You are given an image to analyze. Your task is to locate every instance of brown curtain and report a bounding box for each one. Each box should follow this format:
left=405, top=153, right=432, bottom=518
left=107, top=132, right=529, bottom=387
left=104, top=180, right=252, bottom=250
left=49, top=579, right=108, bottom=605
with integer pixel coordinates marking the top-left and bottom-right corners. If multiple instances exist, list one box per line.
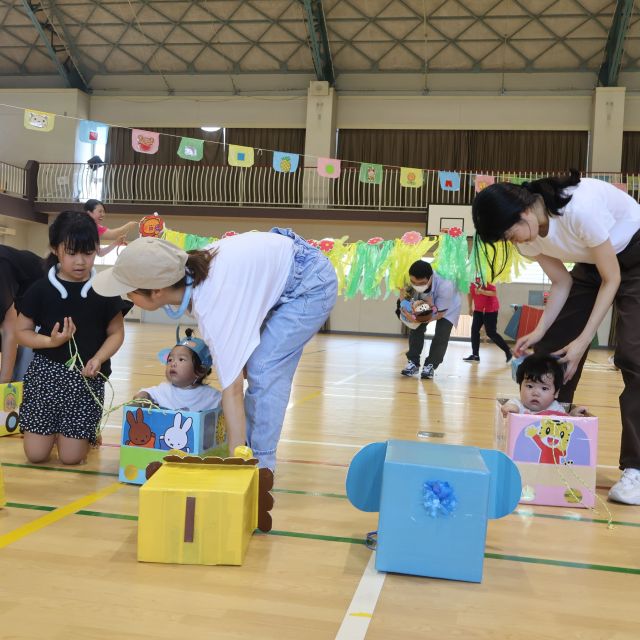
left=225, top=128, right=305, bottom=166
left=337, top=129, right=588, bottom=173
left=622, top=132, right=640, bottom=174
left=105, top=127, right=224, bottom=165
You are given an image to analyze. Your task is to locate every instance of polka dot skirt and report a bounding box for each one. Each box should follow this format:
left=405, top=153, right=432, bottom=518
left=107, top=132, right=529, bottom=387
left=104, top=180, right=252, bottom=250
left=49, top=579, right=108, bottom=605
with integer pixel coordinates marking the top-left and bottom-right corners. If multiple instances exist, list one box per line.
left=20, top=353, right=105, bottom=444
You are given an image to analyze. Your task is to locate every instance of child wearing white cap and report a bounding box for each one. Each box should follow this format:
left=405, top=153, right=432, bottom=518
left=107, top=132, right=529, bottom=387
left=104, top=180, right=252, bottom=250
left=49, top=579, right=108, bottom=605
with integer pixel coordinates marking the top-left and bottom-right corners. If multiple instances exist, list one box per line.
left=93, top=229, right=337, bottom=470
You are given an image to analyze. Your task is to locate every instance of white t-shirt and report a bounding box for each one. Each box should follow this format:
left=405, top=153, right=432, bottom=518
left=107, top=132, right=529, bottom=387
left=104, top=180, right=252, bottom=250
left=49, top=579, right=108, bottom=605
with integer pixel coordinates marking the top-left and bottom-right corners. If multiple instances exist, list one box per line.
left=191, top=231, right=295, bottom=389
left=141, top=381, right=222, bottom=412
left=518, top=178, right=640, bottom=263
left=507, top=398, right=566, bottom=415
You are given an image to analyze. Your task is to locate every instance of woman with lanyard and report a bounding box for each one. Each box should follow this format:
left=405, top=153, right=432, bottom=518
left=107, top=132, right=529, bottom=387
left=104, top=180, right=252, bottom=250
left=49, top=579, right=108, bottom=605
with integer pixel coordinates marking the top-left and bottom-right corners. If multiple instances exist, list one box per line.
left=0, top=245, right=45, bottom=383
left=472, top=170, right=640, bottom=505
left=93, top=228, right=338, bottom=471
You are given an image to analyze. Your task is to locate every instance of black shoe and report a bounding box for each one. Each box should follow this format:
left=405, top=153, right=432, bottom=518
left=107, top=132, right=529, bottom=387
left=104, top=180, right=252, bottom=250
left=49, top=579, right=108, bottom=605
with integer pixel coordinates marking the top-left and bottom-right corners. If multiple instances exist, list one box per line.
left=463, top=354, right=480, bottom=362
left=506, top=352, right=513, bottom=363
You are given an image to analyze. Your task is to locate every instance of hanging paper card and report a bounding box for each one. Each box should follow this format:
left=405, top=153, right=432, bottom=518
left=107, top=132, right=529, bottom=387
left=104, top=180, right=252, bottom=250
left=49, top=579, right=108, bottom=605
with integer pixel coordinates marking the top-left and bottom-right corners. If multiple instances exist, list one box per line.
left=613, top=182, right=628, bottom=193
left=273, top=151, right=299, bottom=173
left=132, top=129, right=160, bottom=154
left=359, top=163, right=383, bottom=185
left=474, top=174, right=495, bottom=193
left=228, top=144, right=254, bottom=167
left=627, top=176, right=640, bottom=191
left=400, top=167, right=423, bottom=188
left=24, top=109, right=55, bottom=132
left=178, top=137, right=204, bottom=161
left=439, top=171, right=461, bottom=191
left=78, top=120, right=105, bottom=143
left=317, top=157, right=341, bottom=179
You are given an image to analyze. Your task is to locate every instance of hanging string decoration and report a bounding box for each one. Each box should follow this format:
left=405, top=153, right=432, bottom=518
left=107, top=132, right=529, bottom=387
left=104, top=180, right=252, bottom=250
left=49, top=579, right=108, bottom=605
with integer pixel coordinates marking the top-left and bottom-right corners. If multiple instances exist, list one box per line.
left=469, top=233, right=527, bottom=284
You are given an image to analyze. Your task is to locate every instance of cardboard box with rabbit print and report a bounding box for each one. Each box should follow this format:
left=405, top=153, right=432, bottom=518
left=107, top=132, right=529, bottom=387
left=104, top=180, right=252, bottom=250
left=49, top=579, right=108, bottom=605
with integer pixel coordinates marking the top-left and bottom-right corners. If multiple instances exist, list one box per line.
left=119, top=405, right=227, bottom=485
left=495, top=399, right=598, bottom=508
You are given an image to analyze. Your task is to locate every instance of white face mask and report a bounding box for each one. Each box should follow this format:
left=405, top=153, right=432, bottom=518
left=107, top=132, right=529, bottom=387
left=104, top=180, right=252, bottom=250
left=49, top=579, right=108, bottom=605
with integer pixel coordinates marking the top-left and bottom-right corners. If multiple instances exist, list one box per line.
left=412, top=283, right=429, bottom=293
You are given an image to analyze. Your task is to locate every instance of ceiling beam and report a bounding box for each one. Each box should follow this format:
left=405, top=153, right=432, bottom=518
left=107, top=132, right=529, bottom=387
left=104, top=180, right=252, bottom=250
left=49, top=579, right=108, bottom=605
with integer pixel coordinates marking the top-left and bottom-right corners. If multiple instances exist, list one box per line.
left=598, top=0, right=634, bottom=86
left=301, top=0, right=335, bottom=85
left=21, top=0, right=90, bottom=92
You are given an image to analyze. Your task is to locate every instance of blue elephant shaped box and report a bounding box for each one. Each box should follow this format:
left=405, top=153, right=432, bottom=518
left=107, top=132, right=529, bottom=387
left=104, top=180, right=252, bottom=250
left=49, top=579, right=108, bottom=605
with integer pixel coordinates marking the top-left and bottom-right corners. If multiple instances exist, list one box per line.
left=346, top=440, right=521, bottom=583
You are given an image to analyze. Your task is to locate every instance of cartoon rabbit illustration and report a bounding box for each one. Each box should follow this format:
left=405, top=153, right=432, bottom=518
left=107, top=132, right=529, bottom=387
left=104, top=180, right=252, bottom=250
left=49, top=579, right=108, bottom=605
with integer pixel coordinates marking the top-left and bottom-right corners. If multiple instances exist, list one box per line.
left=125, top=408, right=156, bottom=448
left=161, top=413, right=193, bottom=452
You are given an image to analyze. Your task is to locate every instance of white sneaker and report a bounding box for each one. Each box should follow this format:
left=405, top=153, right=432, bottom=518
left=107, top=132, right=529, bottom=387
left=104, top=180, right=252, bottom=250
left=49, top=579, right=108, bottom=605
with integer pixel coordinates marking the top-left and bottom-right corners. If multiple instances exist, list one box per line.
left=608, top=468, right=640, bottom=505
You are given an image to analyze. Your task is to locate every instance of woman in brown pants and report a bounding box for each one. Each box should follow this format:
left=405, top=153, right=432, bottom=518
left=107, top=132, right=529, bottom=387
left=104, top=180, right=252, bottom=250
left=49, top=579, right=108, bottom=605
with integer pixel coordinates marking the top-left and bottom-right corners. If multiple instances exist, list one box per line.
left=472, top=170, right=640, bottom=505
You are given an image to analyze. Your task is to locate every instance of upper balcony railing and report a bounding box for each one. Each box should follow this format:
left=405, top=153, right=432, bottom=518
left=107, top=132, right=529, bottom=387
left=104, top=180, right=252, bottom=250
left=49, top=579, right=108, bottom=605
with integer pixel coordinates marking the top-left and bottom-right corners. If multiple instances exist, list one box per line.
left=0, top=161, right=26, bottom=198
left=34, top=162, right=640, bottom=210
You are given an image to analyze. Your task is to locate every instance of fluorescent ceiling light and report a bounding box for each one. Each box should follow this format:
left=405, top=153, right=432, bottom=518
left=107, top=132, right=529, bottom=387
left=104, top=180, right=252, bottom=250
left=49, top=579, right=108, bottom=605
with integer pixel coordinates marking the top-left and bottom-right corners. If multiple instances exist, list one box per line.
left=201, top=126, right=221, bottom=132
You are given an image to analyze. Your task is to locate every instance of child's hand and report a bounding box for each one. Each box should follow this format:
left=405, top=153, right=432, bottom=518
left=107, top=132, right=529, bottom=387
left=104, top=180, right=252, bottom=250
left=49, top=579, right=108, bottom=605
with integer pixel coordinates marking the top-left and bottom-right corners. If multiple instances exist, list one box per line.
left=49, top=317, right=76, bottom=348
left=500, top=402, right=518, bottom=417
left=569, top=405, right=588, bottom=417
left=82, top=357, right=102, bottom=378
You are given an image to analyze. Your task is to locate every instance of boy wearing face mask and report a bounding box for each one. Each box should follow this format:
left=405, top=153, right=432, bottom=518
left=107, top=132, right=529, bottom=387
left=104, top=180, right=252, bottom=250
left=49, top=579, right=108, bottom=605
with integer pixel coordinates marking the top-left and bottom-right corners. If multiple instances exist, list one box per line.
left=398, top=260, right=462, bottom=379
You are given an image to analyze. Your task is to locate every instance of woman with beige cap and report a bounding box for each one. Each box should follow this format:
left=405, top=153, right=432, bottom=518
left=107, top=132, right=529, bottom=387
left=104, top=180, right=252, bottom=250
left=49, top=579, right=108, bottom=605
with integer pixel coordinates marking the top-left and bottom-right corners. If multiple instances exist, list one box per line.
left=93, top=228, right=338, bottom=470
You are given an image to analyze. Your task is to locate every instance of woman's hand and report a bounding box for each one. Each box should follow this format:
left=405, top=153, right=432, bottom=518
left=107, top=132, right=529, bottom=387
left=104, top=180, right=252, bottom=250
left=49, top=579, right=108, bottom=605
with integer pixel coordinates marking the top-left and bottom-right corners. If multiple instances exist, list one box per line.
left=48, top=317, right=76, bottom=348
left=82, top=356, right=102, bottom=378
left=514, top=326, right=546, bottom=356
left=552, top=337, right=590, bottom=383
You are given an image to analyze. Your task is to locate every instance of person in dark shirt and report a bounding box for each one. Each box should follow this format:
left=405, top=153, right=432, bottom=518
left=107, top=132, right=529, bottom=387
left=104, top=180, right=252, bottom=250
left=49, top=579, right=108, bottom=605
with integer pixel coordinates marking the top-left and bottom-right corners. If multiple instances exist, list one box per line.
left=0, top=246, right=44, bottom=382
left=16, top=211, right=125, bottom=465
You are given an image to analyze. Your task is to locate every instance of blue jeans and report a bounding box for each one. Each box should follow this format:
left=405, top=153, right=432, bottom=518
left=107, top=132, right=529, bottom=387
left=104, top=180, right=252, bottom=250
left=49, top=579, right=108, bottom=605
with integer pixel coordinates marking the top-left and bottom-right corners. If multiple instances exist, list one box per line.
left=244, top=228, right=338, bottom=470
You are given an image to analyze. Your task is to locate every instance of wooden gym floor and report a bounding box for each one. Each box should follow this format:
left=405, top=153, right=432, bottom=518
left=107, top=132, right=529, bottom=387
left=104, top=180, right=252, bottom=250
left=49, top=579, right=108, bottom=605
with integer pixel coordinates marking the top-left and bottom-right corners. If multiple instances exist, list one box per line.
left=0, top=322, right=638, bottom=639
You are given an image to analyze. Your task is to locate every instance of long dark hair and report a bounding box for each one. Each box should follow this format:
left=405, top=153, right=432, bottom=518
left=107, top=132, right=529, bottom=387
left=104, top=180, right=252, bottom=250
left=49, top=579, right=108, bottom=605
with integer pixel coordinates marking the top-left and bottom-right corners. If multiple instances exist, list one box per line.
left=471, top=169, right=581, bottom=277
left=46, top=211, right=99, bottom=269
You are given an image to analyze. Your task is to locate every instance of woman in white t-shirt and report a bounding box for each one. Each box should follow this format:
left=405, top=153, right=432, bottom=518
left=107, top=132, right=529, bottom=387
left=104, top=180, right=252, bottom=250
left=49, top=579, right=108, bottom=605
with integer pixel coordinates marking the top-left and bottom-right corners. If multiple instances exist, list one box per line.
left=93, top=228, right=338, bottom=470
left=472, top=170, right=640, bottom=505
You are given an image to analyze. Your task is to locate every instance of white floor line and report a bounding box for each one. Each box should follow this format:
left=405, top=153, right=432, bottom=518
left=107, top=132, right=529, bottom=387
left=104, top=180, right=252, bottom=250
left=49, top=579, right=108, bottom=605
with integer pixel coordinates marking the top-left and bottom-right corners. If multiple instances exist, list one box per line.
left=336, top=553, right=386, bottom=640
left=280, top=438, right=361, bottom=449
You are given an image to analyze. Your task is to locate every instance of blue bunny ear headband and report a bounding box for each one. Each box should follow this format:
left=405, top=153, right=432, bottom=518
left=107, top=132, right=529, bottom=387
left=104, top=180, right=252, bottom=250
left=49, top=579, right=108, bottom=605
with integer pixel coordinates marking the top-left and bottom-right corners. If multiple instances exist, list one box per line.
left=157, top=325, right=213, bottom=369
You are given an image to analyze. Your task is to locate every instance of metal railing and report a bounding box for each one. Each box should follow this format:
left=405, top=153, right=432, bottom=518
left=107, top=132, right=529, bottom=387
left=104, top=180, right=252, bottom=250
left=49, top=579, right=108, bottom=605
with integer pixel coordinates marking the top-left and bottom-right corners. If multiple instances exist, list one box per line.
left=35, top=162, right=640, bottom=209
left=0, top=161, right=26, bottom=197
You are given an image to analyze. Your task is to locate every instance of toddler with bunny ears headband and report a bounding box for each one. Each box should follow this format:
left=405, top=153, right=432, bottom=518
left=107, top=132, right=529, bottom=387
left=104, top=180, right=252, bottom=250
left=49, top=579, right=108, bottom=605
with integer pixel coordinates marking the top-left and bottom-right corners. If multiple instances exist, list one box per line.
left=134, top=327, right=221, bottom=412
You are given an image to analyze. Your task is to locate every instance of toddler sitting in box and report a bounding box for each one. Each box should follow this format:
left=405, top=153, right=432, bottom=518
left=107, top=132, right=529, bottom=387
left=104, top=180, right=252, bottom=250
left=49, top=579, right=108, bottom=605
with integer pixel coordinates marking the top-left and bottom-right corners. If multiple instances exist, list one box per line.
left=501, top=354, right=587, bottom=417
left=134, top=328, right=221, bottom=412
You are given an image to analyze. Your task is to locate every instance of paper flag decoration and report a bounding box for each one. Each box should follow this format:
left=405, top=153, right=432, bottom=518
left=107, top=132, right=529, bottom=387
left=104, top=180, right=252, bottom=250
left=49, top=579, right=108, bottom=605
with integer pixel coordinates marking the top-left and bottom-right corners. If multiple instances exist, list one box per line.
left=24, top=109, right=55, bottom=132
left=613, top=183, right=628, bottom=193
left=178, top=137, right=204, bottom=161
left=474, top=174, right=495, bottom=193
left=273, top=151, right=299, bottom=173
left=132, top=129, right=160, bottom=154
left=78, top=120, right=106, bottom=143
left=439, top=171, right=461, bottom=191
left=627, top=176, right=640, bottom=190
left=400, top=167, right=423, bottom=188
left=359, top=163, right=383, bottom=185
left=317, top=157, right=341, bottom=179
left=228, top=144, right=254, bottom=167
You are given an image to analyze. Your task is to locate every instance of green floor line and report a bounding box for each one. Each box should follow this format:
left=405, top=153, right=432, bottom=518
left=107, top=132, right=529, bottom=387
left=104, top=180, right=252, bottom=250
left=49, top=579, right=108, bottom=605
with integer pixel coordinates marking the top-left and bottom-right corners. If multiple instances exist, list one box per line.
left=484, top=552, right=640, bottom=575
left=272, top=488, right=348, bottom=499
left=4, top=501, right=640, bottom=575
left=2, top=462, right=118, bottom=478
left=515, top=509, right=639, bottom=528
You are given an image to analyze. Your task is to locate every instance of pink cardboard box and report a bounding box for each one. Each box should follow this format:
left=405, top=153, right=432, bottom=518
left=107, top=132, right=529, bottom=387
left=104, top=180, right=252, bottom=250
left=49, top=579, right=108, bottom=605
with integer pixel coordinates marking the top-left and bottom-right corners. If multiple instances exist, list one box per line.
left=495, top=400, right=598, bottom=508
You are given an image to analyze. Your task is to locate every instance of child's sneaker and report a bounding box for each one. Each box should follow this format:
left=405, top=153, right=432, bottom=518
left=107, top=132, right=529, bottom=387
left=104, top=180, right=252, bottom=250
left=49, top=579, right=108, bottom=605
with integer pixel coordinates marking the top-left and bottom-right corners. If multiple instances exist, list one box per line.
left=608, top=468, right=640, bottom=505
left=463, top=354, right=480, bottom=362
left=421, top=364, right=434, bottom=379
left=401, top=361, right=420, bottom=377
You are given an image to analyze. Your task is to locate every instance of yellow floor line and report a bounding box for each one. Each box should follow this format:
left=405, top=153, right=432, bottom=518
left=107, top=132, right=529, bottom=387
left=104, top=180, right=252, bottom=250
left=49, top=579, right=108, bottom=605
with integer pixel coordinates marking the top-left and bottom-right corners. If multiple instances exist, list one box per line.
left=0, top=481, right=122, bottom=550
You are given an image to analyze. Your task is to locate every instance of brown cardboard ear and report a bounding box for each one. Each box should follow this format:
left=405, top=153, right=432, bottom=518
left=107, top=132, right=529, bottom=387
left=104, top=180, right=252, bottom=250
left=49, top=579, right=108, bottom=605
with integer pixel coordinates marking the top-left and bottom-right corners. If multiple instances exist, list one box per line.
left=145, top=460, right=163, bottom=479
left=257, top=468, right=275, bottom=532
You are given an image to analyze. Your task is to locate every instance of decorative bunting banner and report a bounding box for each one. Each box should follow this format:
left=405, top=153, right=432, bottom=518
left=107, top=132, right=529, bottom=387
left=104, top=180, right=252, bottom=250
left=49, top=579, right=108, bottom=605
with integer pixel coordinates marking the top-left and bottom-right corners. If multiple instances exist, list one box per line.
left=501, top=174, right=528, bottom=185
left=78, top=120, right=106, bottom=143
left=178, top=137, right=204, bottom=161
left=613, top=182, right=628, bottom=193
left=627, top=176, right=640, bottom=191
left=474, top=174, right=495, bottom=193
left=228, top=144, right=254, bottom=167
left=359, top=163, right=383, bottom=185
left=400, top=167, right=423, bottom=188
left=439, top=171, right=461, bottom=191
left=24, top=109, right=55, bottom=132
left=273, top=151, right=299, bottom=173
left=132, top=129, right=160, bottom=154
left=317, top=157, right=341, bottom=179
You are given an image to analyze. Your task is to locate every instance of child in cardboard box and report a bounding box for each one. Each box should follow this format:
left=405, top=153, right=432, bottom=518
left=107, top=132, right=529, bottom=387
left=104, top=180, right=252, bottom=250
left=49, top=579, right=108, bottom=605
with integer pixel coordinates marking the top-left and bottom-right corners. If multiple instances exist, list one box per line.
left=501, top=354, right=588, bottom=417
left=134, top=328, right=221, bottom=412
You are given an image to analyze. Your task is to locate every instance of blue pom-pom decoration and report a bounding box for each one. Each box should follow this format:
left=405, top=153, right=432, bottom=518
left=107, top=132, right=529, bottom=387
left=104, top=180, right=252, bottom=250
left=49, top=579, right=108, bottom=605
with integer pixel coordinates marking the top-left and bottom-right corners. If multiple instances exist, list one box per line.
left=423, top=481, right=457, bottom=517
